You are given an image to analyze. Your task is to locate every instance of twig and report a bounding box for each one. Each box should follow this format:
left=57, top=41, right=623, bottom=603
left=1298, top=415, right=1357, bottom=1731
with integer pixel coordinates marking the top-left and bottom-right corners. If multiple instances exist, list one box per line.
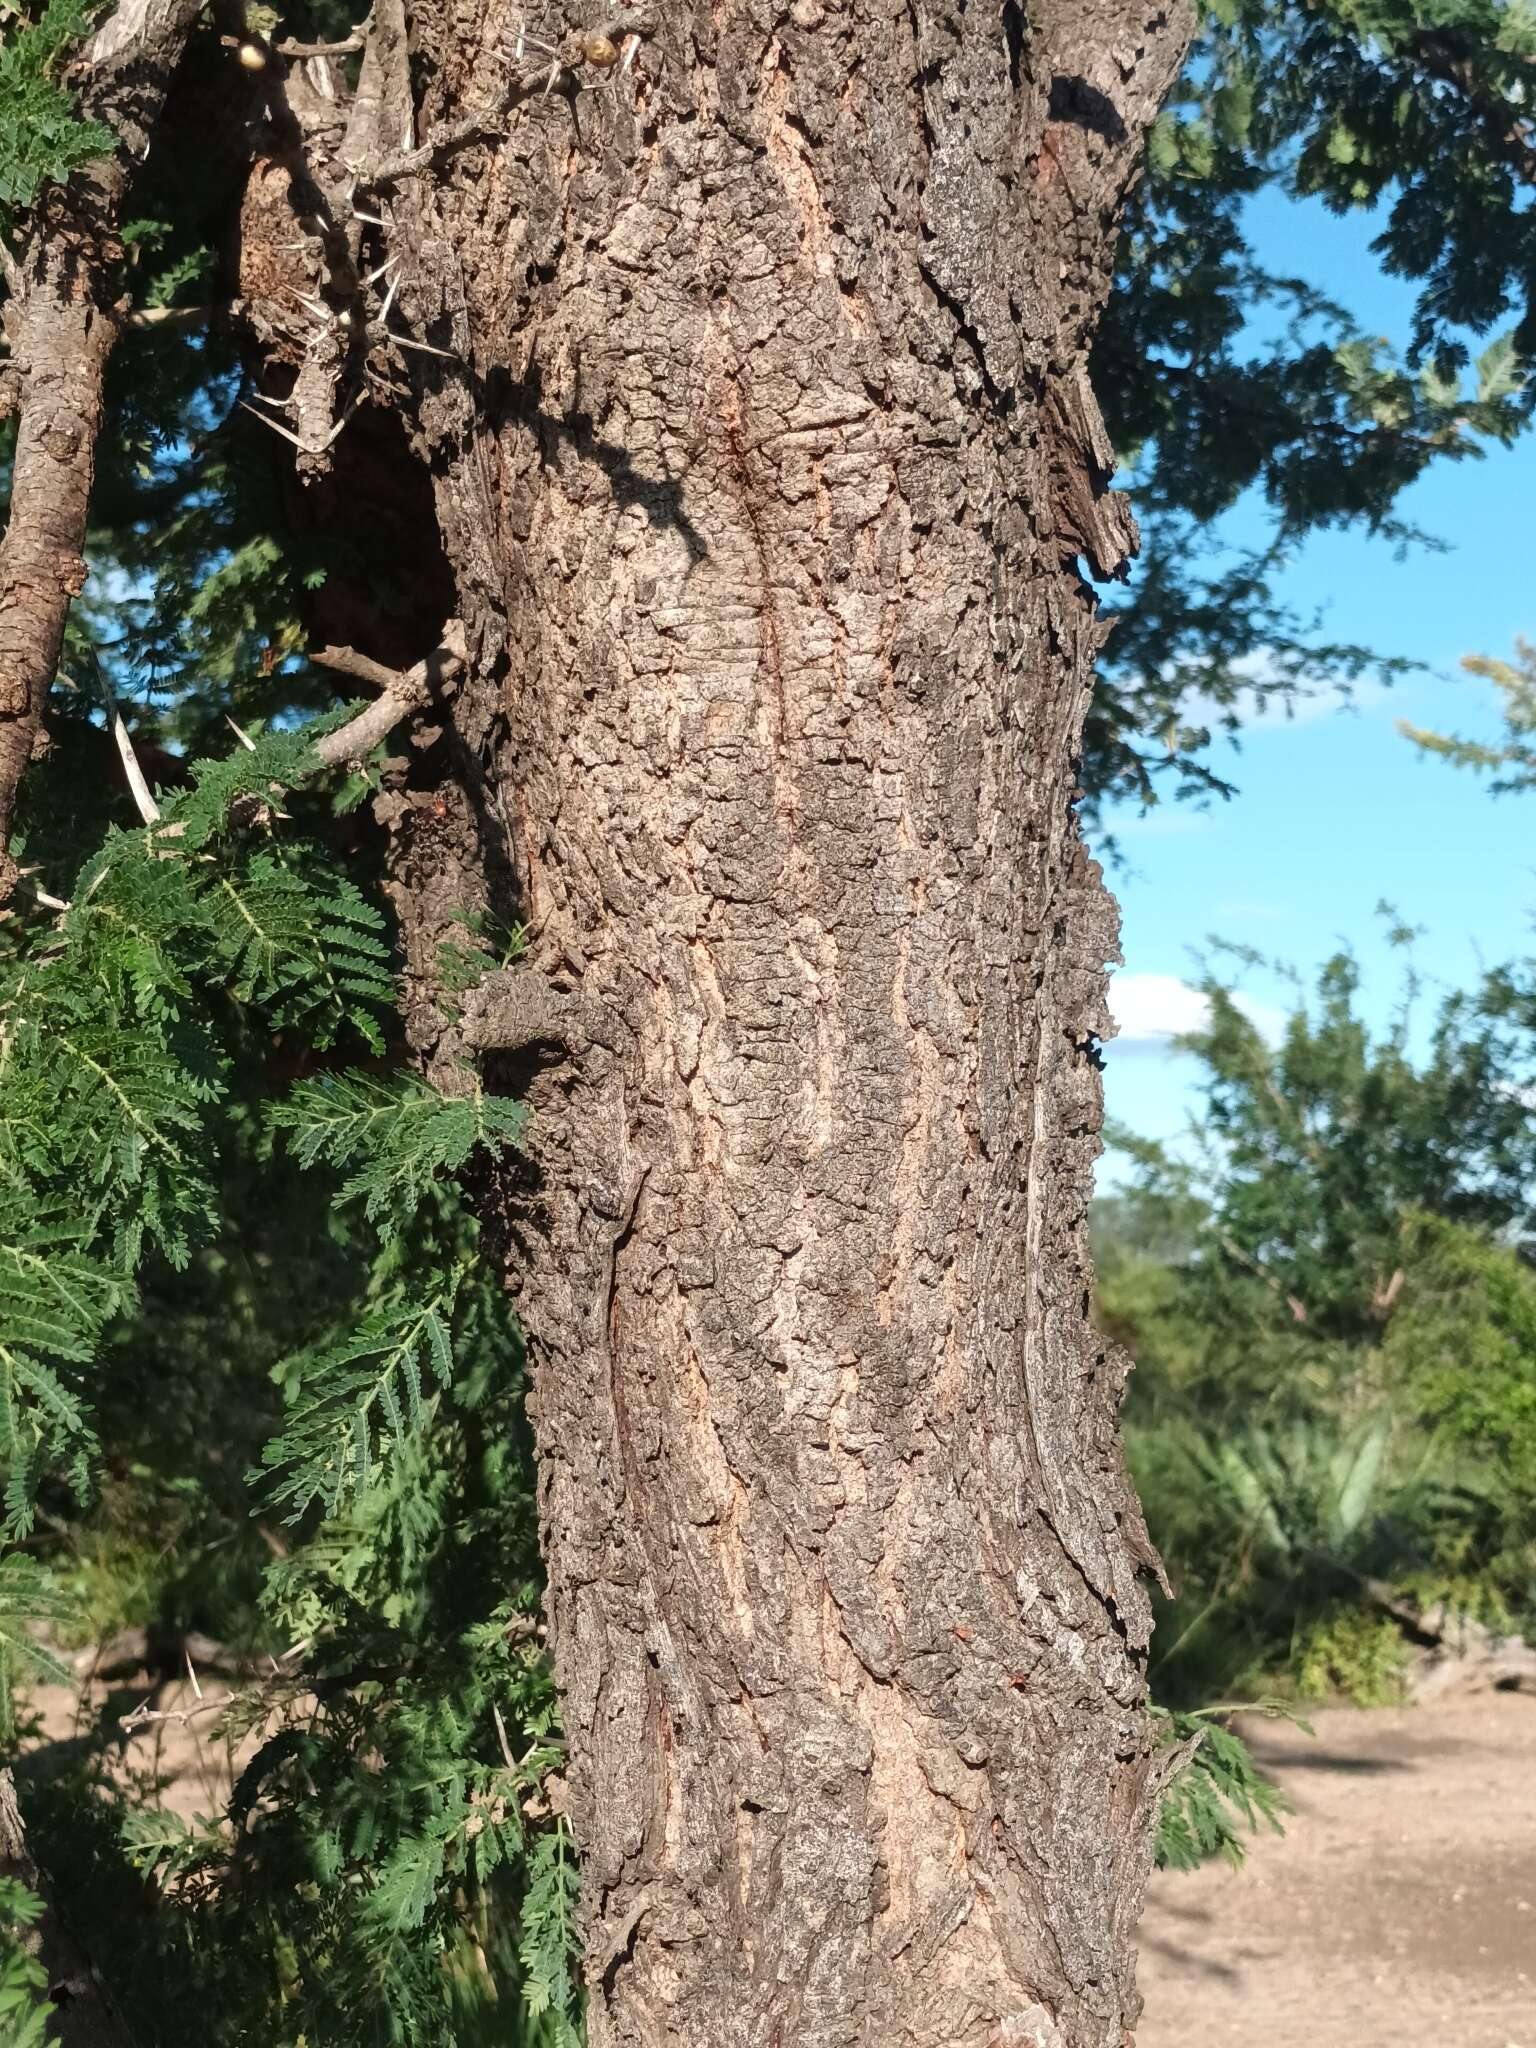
left=275, top=32, right=365, bottom=56
left=120, top=1689, right=233, bottom=1733
left=360, top=90, right=532, bottom=189
left=310, top=644, right=411, bottom=694
left=124, top=302, right=245, bottom=332
left=1217, top=1231, right=1308, bottom=1324
left=310, top=621, right=468, bottom=768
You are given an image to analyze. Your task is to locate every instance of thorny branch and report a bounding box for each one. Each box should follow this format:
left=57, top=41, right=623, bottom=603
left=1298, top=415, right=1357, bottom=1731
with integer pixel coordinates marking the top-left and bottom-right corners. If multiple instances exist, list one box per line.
left=102, top=623, right=469, bottom=840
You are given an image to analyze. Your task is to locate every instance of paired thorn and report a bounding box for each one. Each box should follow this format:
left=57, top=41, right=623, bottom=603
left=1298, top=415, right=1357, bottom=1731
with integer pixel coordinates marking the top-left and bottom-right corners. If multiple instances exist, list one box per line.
left=241, top=395, right=361, bottom=455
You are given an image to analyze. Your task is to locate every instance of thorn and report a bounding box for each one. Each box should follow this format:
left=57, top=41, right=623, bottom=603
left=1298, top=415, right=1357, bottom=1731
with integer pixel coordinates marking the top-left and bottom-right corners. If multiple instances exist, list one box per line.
left=241, top=399, right=309, bottom=450
left=294, top=292, right=334, bottom=323
left=225, top=714, right=258, bottom=752
left=363, top=257, right=397, bottom=288
left=543, top=57, right=561, bottom=95
left=378, top=266, right=402, bottom=322
left=15, top=871, right=70, bottom=913
left=185, top=1646, right=203, bottom=1701
left=387, top=330, right=457, bottom=359
left=99, top=672, right=161, bottom=825
left=318, top=393, right=364, bottom=448
left=352, top=206, right=392, bottom=229
left=619, top=33, right=639, bottom=74
left=493, top=1702, right=517, bottom=1772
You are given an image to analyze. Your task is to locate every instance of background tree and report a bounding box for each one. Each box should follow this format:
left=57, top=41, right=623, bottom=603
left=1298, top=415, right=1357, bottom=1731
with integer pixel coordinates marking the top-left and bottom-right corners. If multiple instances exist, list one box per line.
left=1099, top=946, right=1536, bottom=1708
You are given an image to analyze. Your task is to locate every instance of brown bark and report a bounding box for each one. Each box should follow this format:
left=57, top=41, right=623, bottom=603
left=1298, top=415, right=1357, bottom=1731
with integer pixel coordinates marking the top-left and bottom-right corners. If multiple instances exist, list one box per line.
left=388, top=0, right=1193, bottom=2040
left=0, top=0, right=202, bottom=898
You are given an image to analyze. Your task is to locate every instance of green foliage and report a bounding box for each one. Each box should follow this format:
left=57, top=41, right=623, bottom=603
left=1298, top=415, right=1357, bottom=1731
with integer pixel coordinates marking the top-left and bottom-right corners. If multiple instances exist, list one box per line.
left=273, top=1073, right=526, bottom=1238
left=1102, top=945, right=1536, bottom=1709
left=1293, top=1604, right=1407, bottom=1705
left=517, top=1823, right=582, bottom=2045
left=0, top=0, right=115, bottom=212
left=0, top=686, right=569, bottom=2043
left=0, top=1556, right=72, bottom=1741
left=0, top=1874, right=53, bottom=2048
left=1153, top=1705, right=1295, bottom=1870
left=259, top=1285, right=458, bottom=1521
left=1089, top=0, right=1536, bottom=818
left=1382, top=1213, right=1536, bottom=1554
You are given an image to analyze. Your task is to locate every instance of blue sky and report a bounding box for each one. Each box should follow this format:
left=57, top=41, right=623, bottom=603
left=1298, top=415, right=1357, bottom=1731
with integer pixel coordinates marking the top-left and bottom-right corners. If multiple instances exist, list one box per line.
left=1094, top=186, right=1535, bottom=1175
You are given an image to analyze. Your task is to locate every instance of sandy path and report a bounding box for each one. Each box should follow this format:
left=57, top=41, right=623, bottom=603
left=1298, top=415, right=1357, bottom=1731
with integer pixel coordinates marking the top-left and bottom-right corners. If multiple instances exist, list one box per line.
left=1137, top=1694, right=1536, bottom=2048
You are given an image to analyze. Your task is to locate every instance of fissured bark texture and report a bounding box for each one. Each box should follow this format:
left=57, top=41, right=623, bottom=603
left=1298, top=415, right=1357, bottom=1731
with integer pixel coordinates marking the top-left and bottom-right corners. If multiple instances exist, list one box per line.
left=0, top=0, right=203, bottom=894
left=394, top=2, right=1193, bottom=2040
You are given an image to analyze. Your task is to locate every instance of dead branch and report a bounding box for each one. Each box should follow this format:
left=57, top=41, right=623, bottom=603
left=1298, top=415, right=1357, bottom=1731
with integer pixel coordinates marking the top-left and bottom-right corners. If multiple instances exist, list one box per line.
left=275, top=33, right=367, bottom=58
left=310, top=621, right=468, bottom=767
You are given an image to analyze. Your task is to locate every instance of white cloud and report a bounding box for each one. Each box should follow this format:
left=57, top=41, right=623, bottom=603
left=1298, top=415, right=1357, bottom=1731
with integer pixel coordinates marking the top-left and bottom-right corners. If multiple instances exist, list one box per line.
left=1108, top=972, right=1285, bottom=1050
left=1181, top=649, right=1392, bottom=737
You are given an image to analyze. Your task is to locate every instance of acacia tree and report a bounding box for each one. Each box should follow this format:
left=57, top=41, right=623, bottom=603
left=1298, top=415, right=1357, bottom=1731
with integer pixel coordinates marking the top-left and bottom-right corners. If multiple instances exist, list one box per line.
left=2, top=0, right=1200, bottom=2038
left=13, top=0, right=1536, bottom=2041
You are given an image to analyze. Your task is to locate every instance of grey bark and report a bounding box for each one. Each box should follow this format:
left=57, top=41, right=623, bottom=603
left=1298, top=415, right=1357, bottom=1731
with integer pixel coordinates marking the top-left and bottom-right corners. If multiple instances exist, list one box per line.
left=336, top=0, right=1195, bottom=2039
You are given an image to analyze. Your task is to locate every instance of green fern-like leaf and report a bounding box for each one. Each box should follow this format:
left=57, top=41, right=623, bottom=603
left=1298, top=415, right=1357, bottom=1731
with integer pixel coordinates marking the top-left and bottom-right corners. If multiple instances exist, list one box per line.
left=0, top=1875, right=54, bottom=2048
left=0, top=0, right=115, bottom=213
left=0, top=1555, right=76, bottom=1738
left=518, top=1822, right=582, bottom=2044
left=272, top=1072, right=526, bottom=1236
left=258, top=1290, right=459, bottom=1521
left=1153, top=1704, right=1296, bottom=1871
left=200, top=849, right=394, bottom=1052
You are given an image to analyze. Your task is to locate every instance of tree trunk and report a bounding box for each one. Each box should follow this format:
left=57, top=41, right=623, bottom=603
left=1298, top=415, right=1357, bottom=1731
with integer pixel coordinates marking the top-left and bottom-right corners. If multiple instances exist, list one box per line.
left=0, top=0, right=202, bottom=896
left=389, top=1, right=1193, bottom=2039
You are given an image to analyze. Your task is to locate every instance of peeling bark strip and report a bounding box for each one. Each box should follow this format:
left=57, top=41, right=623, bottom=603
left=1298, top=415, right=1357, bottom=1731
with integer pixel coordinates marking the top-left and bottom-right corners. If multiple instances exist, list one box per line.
left=0, top=0, right=202, bottom=897
left=391, top=0, right=1194, bottom=2039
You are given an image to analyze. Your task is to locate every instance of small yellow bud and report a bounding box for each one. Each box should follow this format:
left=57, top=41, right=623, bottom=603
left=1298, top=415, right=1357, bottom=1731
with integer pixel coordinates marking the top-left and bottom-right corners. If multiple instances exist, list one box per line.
left=237, top=40, right=268, bottom=70
left=583, top=33, right=618, bottom=66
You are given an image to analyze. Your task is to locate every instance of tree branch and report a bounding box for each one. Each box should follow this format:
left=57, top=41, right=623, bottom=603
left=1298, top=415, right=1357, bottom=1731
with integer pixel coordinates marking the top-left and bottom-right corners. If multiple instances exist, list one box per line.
left=310, top=622, right=469, bottom=767
left=0, top=0, right=202, bottom=901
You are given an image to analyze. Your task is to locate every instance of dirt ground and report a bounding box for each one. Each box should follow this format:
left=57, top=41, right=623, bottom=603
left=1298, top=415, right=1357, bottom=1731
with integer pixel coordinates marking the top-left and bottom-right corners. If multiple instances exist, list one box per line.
left=1137, top=1693, right=1536, bottom=2048
left=24, top=1664, right=1536, bottom=2042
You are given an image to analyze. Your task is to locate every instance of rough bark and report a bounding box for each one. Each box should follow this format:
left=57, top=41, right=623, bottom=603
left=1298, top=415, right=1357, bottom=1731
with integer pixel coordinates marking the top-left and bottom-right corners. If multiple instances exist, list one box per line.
left=395, top=0, right=1191, bottom=2040
left=0, top=0, right=201, bottom=898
